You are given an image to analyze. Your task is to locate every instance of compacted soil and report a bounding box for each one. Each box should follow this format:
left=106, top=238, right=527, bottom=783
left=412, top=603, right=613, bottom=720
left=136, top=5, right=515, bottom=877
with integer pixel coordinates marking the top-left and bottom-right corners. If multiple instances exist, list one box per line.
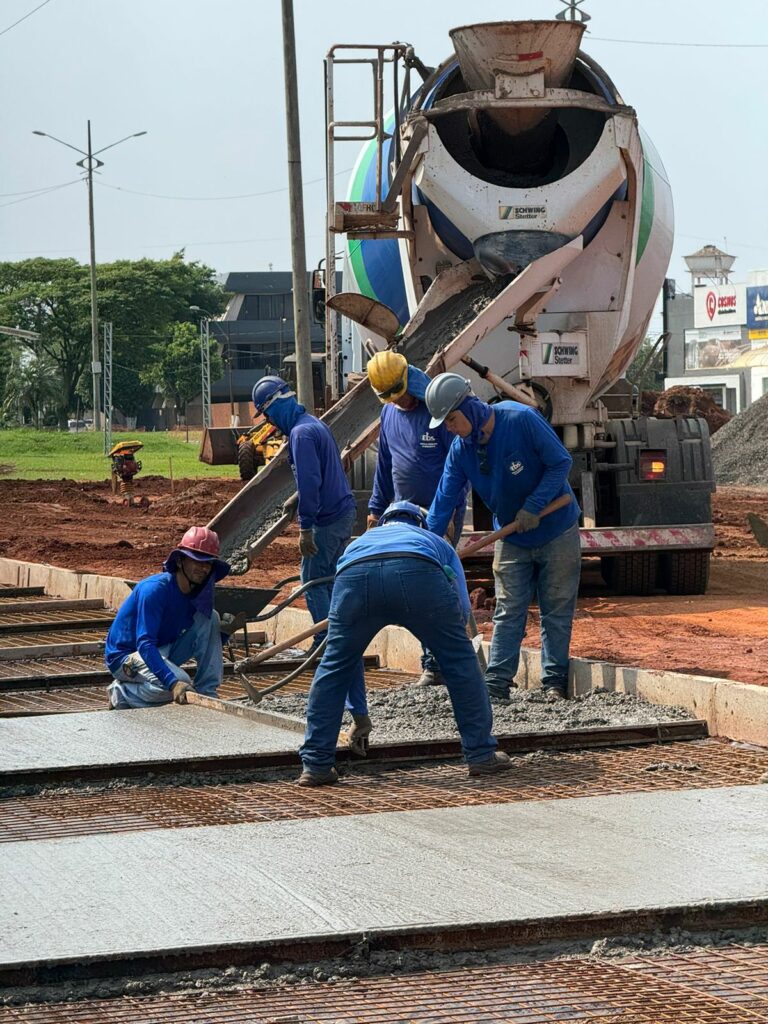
left=0, top=478, right=765, bottom=685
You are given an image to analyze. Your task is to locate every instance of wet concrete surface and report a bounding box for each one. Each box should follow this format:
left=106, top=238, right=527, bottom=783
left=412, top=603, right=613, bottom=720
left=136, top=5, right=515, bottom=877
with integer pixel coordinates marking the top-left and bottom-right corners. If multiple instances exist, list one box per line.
left=2, top=785, right=766, bottom=969
left=0, top=705, right=301, bottom=773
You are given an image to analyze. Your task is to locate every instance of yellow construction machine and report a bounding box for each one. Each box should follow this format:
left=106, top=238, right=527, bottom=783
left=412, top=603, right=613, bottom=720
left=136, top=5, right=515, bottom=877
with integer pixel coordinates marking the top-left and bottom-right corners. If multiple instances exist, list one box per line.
left=199, top=420, right=283, bottom=481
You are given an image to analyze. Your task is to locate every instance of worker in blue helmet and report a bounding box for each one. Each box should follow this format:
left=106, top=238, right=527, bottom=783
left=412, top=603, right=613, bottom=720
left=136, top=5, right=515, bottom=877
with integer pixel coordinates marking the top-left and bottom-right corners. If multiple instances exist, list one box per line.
left=251, top=375, right=363, bottom=709
left=425, top=373, right=581, bottom=703
left=297, top=499, right=511, bottom=787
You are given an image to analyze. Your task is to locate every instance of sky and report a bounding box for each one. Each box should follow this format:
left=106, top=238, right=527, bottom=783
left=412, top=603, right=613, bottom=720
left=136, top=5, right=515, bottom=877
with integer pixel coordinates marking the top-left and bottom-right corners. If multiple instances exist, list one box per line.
left=1, top=0, right=767, bottom=336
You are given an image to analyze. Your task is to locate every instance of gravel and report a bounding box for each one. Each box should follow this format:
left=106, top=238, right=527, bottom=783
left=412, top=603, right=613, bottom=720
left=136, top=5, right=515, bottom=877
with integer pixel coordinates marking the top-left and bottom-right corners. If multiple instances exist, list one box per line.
left=712, top=392, right=768, bottom=484
left=263, top=683, right=693, bottom=742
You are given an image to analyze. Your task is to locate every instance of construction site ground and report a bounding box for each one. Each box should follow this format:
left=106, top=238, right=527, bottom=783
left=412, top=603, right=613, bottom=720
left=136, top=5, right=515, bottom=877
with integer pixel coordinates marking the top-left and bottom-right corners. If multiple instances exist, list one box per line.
left=2, top=477, right=765, bottom=686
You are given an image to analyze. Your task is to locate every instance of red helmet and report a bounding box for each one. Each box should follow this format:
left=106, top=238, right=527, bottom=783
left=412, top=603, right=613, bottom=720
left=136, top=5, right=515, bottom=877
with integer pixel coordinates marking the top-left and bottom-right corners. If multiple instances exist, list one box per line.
left=178, top=526, right=221, bottom=560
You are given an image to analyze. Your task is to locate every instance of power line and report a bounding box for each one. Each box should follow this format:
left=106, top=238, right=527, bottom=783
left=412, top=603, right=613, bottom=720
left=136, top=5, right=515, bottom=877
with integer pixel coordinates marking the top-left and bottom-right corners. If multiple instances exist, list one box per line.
left=0, top=181, right=81, bottom=198
left=589, top=35, right=768, bottom=48
left=0, top=0, right=54, bottom=39
left=96, top=167, right=352, bottom=202
left=0, top=179, right=82, bottom=209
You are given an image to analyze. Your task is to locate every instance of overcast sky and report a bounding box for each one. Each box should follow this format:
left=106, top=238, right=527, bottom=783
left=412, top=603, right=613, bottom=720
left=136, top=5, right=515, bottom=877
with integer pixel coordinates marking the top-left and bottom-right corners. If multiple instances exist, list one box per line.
left=2, top=0, right=766, bottom=328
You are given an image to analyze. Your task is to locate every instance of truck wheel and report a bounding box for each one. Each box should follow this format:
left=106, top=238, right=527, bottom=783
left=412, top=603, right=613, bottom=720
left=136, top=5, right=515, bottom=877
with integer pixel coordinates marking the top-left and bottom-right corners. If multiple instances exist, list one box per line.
left=237, top=440, right=257, bottom=481
left=662, top=550, right=710, bottom=595
left=604, top=553, right=658, bottom=595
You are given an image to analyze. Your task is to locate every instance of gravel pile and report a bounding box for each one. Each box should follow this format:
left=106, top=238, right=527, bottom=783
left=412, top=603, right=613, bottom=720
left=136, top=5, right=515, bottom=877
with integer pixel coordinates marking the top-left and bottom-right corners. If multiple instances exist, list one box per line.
left=712, top=393, right=768, bottom=484
left=264, top=683, right=692, bottom=742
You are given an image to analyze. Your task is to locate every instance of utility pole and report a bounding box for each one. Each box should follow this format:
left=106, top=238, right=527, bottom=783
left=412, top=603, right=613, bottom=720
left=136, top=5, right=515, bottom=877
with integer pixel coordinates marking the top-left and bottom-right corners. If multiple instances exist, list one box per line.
left=281, top=0, right=314, bottom=413
left=102, top=321, right=113, bottom=454
left=33, top=124, right=147, bottom=431
left=200, top=318, right=212, bottom=429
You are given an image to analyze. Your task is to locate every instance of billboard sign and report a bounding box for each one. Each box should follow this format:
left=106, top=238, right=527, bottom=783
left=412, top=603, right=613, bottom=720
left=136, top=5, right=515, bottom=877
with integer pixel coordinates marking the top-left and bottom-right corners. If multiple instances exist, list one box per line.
left=684, top=325, right=747, bottom=370
left=747, top=285, right=768, bottom=341
left=693, top=283, right=746, bottom=329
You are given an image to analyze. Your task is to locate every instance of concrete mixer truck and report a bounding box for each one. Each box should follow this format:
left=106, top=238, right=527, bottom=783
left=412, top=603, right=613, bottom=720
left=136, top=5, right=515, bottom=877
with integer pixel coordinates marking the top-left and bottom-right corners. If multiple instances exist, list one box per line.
left=208, top=16, right=715, bottom=595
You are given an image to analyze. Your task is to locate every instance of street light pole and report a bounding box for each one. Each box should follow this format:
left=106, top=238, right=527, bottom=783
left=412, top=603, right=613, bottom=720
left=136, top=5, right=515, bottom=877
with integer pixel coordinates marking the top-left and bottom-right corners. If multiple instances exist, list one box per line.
left=33, top=124, right=147, bottom=431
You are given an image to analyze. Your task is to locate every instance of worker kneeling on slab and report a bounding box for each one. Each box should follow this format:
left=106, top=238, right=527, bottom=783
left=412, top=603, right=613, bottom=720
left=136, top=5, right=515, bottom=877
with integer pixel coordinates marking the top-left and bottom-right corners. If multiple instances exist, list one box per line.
left=366, top=350, right=468, bottom=687
left=105, top=527, right=231, bottom=709
left=425, top=374, right=581, bottom=702
left=297, top=500, right=512, bottom=787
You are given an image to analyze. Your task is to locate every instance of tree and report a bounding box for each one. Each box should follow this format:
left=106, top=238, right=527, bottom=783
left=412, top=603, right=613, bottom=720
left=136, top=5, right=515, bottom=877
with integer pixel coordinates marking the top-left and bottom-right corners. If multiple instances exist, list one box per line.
left=2, top=350, right=61, bottom=427
left=143, top=322, right=223, bottom=425
left=0, top=253, right=227, bottom=427
left=627, top=335, right=666, bottom=391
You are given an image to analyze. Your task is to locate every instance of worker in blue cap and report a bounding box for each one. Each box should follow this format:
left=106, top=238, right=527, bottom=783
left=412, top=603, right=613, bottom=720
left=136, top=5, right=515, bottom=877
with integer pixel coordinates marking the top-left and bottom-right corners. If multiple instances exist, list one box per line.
left=297, top=500, right=511, bottom=787
left=251, top=374, right=367, bottom=722
left=425, top=373, right=581, bottom=702
left=366, top=350, right=468, bottom=687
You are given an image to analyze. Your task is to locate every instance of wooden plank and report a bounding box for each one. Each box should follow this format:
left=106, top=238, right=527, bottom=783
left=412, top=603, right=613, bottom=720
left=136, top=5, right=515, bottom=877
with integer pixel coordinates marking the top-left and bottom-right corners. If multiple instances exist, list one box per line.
left=0, top=641, right=104, bottom=662
left=0, top=599, right=106, bottom=615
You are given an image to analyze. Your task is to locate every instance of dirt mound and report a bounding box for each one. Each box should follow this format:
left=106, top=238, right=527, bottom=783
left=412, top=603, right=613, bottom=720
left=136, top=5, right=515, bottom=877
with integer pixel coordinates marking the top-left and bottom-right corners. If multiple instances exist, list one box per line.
left=640, top=390, right=660, bottom=417
left=653, top=386, right=731, bottom=435
left=712, top=393, right=768, bottom=484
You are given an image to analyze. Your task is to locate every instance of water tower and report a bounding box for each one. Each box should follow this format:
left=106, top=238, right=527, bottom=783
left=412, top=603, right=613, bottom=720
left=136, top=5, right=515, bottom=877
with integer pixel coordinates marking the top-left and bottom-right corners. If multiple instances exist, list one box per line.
left=684, top=244, right=736, bottom=287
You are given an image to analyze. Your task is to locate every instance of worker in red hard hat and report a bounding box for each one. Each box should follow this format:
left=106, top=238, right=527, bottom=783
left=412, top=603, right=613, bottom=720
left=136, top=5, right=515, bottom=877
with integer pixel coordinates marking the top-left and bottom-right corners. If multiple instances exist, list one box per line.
left=104, top=526, right=232, bottom=709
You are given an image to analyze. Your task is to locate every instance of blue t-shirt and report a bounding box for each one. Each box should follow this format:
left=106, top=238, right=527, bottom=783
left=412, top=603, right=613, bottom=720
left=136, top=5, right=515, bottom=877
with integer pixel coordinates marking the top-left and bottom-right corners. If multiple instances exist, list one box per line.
left=369, top=400, right=467, bottom=517
left=427, top=401, right=580, bottom=548
left=288, top=413, right=356, bottom=529
left=105, top=573, right=195, bottom=689
left=337, top=521, right=471, bottom=622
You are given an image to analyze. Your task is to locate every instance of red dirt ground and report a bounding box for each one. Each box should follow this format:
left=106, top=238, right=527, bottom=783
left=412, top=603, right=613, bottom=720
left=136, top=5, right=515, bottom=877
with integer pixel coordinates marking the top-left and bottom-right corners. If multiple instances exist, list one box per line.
left=0, top=478, right=766, bottom=686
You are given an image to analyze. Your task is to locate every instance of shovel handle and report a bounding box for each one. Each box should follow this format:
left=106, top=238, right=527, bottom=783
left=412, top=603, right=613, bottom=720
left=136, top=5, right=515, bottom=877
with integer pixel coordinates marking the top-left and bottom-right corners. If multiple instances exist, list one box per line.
left=459, top=493, right=573, bottom=561
left=235, top=617, right=329, bottom=673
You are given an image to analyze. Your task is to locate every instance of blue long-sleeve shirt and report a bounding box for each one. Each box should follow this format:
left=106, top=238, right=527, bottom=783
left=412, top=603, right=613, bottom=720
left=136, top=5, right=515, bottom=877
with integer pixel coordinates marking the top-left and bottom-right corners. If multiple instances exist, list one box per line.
left=105, top=573, right=196, bottom=688
left=288, top=414, right=356, bottom=529
left=337, top=521, right=471, bottom=622
left=369, top=401, right=467, bottom=517
left=427, top=401, right=580, bottom=549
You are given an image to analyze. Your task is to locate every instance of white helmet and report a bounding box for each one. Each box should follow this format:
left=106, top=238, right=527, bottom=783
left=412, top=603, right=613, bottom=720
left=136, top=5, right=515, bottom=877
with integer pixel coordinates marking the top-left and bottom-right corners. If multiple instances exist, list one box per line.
left=425, top=373, right=472, bottom=428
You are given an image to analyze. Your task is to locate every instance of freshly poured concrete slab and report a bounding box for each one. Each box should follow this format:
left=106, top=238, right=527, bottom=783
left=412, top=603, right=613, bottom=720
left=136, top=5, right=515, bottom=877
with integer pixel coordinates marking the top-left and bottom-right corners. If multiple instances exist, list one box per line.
left=2, top=786, right=767, bottom=968
left=0, top=705, right=299, bottom=773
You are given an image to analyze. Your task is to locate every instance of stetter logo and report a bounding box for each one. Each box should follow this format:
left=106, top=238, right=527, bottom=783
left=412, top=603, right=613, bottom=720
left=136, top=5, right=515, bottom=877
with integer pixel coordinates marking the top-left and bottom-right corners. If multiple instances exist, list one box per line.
left=499, top=204, right=546, bottom=220
left=542, top=342, right=580, bottom=365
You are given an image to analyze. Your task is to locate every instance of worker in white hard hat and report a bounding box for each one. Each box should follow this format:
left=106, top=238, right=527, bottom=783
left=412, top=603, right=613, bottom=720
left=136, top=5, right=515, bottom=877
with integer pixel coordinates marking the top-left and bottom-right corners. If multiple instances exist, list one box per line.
left=425, top=373, right=581, bottom=702
left=366, top=349, right=468, bottom=687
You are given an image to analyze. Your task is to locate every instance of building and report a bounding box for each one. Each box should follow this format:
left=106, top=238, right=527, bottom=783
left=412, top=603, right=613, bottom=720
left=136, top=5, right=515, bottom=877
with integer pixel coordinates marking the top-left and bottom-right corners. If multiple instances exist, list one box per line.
left=664, top=246, right=768, bottom=415
left=207, top=271, right=335, bottom=426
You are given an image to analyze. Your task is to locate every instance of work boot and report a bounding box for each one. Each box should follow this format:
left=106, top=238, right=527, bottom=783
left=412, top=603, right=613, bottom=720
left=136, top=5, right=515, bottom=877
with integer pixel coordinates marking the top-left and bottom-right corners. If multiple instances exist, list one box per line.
left=467, top=751, right=512, bottom=778
left=486, top=682, right=516, bottom=704
left=543, top=685, right=567, bottom=701
left=417, top=668, right=446, bottom=687
left=346, top=714, right=373, bottom=757
left=296, top=766, right=339, bottom=788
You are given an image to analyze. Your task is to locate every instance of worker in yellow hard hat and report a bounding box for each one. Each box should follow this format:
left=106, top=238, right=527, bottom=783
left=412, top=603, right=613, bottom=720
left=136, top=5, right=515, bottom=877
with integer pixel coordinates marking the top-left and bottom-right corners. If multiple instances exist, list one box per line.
left=366, top=348, right=468, bottom=686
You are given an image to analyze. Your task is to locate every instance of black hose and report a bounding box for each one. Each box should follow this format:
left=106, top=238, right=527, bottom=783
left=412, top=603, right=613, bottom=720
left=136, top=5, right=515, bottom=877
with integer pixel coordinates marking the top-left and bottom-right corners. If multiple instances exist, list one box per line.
left=238, top=636, right=328, bottom=704
left=250, top=575, right=334, bottom=621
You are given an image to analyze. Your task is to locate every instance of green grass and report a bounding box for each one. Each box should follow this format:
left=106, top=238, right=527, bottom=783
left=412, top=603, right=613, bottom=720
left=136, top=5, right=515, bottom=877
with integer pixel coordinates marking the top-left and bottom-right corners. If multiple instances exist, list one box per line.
left=0, top=429, right=240, bottom=481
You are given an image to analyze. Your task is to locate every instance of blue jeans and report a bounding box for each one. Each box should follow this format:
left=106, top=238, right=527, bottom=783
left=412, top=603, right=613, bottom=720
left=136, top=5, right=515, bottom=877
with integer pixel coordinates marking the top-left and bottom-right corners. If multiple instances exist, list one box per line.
left=300, top=508, right=366, bottom=715
left=486, top=523, right=581, bottom=697
left=421, top=505, right=465, bottom=675
left=299, top=556, right=498, bottom=772
left=108, top=611, right=223, bottom=709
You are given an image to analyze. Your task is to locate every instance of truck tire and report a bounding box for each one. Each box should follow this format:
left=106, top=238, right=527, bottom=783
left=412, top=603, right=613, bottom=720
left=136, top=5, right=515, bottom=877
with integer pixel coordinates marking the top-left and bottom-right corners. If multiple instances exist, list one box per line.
left=237, top=440, right=257, bottom=481
left=661, top=550, right=710, bottom=595
left=603, top=553, right=658, bottom=596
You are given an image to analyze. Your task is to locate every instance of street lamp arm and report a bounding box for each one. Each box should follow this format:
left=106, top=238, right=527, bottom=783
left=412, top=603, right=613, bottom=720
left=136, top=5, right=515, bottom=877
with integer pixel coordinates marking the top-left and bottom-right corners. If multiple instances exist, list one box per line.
left=92, top=131, right=147, bottom=157
left=32, top=131, right=87, bottom=157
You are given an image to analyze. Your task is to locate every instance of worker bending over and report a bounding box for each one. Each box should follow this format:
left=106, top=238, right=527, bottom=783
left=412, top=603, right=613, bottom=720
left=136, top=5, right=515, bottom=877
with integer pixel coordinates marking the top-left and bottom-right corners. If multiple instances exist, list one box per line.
left=425, top=374, right=581, bottom=702
left=297, top=500, right=511, bottom=787
left=251, top=375, right=368, bottom=723
left=105, top=527, right=231, bottom=709
left=366, top=350, right=468, bottom=686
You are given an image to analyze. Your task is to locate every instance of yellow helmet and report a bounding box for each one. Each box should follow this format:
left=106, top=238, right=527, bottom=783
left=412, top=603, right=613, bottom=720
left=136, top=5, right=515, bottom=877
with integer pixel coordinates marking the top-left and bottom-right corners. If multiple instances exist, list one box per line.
left=367, top=350, right=408, bottom=403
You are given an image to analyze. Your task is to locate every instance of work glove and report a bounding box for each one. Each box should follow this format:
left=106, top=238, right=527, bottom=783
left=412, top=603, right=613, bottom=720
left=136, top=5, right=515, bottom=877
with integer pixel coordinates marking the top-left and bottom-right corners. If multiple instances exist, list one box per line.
left=299, top=528, right=319, bottom=558
left=366, top=514, right=379, bottom=530
left=171, top=679, right=194, bottom=704
left=347, top=714, right=373, bottom=757
left=282, top=493, right=299, bottom=521
left=444, top=518, right=456, bottom=544
left=513, top=508, right=540, bottom=533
